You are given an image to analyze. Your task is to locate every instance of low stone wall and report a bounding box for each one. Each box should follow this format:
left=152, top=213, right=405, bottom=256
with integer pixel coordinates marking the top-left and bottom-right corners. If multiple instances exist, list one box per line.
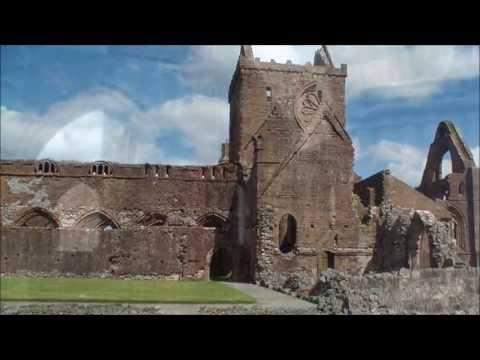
left=312, top=268, right=479, bottom=314
left=1, top=226, right=216, bottom=279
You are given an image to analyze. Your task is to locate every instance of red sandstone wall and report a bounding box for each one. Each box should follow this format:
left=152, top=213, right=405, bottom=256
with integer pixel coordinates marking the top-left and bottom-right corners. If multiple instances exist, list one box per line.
left=1, top=168, right=237, bottom=229
left=384, top=174, right=451, bottom=219
left=0, top=227, right=216, bottom=279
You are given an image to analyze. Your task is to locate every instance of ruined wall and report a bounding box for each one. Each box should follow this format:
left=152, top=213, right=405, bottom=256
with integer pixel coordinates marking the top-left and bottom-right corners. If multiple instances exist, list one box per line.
left=313, top=268, right=479, bottom=314
left=1, top=226, right=216, bottom=279
left=1, top=161, right=237, bottom=229
left=354, top=170, right=451, bottom=219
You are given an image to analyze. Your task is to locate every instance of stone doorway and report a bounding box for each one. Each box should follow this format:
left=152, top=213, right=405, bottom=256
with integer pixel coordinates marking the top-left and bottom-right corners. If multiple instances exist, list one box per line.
left=209, top=247, right=233, bottom=281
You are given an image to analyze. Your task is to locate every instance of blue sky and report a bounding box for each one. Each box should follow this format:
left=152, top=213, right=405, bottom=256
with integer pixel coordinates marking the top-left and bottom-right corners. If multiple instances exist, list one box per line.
left=1, top=45, right=479, bottom=186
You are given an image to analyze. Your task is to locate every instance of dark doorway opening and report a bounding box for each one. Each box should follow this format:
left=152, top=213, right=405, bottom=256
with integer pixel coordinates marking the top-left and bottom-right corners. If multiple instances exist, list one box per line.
left=210, top=247, right=233, bottom=281
left=279, top=214, right=297, bottom=253
left=327, top=252, right=335, bottom=269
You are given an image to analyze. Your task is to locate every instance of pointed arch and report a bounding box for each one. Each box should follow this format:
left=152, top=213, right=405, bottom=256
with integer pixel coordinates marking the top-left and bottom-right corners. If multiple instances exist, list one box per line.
left=196, top=213, right=228, bottom=231
left=15, top=207, right=59, bottom=228
left=74, top=209, right=120, bottom=230
left=420, top=122, right=475, bottom=191
left=35, top=159, right=59, bottom=175
left=446, top=204, right=467, bottom=251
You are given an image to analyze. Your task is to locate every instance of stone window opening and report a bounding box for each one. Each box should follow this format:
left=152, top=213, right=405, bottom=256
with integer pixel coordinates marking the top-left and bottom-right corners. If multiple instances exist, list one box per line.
left=75, top=211, right=119, bottom=230
left=91, top=162, right=112, bottom=176
left=266, top=87, right=272, bottom=101
left=37, top=160, right=58, bottom=175
left=458, top=182, right=465, bottom=195
left=165, top=165, right=171, bottom=178
left=279, top=214, right=297, bottom=254
left=327, top=252, right=335, bottom=269
left=317, top=90, right=322, bottom=102
left=155, top=165, right=160, bottom=177
left=212, top=167, right=217, bottom=179
left=15, top=207, right=59, bottom=228
left=201, top=167, right=207, bottom=179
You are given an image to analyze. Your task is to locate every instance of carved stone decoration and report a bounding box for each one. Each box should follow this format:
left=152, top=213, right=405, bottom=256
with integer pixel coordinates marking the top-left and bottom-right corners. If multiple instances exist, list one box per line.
left=294, top=81, right=322, bottom=131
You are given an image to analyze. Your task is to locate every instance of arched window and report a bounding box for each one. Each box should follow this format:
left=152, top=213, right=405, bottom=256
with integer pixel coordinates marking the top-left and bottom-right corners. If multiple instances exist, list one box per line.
left=91, top=161, right=112, bottom=176
left=75, top=211, right=119, bottom=230
left=458, top=182, right=465, bottom=195
left=447, top=206, right=466, bottom=251
left=198, top=213, right=227, bottom=232
left=279, top=214, right=297, bottom=254
left=36, top=160, right=58, bottom=175
left=441, top=151, right=453, bottom=178
left=266, top=87, right=272, bottom=101
left=15, top=208, right=59, bottom=228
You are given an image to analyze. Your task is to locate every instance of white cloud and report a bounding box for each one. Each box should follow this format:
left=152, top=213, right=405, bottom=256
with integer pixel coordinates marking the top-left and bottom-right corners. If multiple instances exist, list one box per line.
left=180, top=45, right=479, bottom=101
left=361, top=140, right=479, bottom=186
left=472, top=146, right=480, bottom=167
left=1, top=89, right=229, bottom=165
left=364, top=140, right=428, bottom=186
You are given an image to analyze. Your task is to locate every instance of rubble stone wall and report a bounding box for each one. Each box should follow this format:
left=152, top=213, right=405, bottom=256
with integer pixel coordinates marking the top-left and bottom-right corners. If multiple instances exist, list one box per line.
left=313, top=268, right=479, bottom=314
left=1, top=226, right=216, bottom=279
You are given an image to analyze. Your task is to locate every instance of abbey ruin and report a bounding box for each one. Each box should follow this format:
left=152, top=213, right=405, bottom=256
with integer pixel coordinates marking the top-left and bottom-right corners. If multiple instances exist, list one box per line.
left=1, top=46, right=479, bottom=300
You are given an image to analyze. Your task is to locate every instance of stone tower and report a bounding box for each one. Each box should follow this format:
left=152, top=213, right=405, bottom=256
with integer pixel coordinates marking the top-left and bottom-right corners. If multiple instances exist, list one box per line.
left=229, top=46, right=360, bottom=287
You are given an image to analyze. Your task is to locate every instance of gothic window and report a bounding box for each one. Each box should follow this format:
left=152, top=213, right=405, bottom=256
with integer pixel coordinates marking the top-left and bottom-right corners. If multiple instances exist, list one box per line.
left=266, top=87, right=272, bottom=101
left=198, top=213, right=227, bottom=232
left=279, top=214, right=297, bottom=254
left=15, top=208, right=59, bottom=228
left=91, top=161, right=112, bottom=176
left=36, top=160, right=59, bottom=175
left=75, top=211, right=119, bottom=230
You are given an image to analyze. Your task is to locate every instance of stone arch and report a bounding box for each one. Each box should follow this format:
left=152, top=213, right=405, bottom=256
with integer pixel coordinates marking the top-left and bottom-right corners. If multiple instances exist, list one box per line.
left=406, top=214, right=432, bottom=269
left=15, top=207, right=59, bottom=228
left=89, top=161, right=113, bottom=176
left=196, top=213, right=228, bottom=231
left=197, top=213, right=232, bottom=280
left=447, top=204, right=467, bottom=251
left=35, top=159, right=59, bottom=175
left=209, top=247, right=233, bottom=280
left=74, top=209, right=120, bottom=230
left=279, top=213, right=297, bottom=254
left=419, top=121, right=475, bottom=196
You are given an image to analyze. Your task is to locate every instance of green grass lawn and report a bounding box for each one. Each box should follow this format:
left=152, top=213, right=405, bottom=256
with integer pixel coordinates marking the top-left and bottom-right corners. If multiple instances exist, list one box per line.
left=0, top=276, right=256, bottom=304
